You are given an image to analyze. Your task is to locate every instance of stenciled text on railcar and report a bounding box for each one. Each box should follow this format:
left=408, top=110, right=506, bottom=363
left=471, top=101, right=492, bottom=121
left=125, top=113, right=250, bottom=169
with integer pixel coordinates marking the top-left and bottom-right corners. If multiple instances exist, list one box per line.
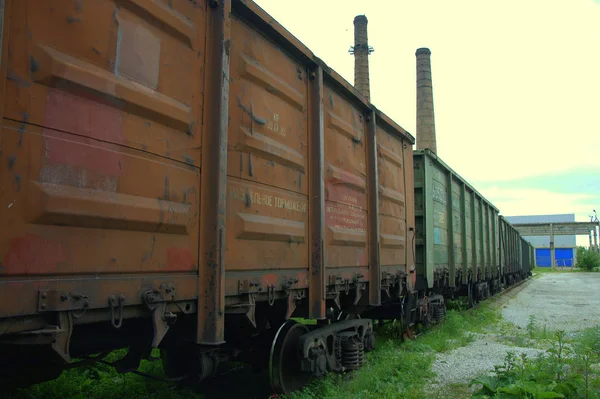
left=230, top=187, right=307, bottom=213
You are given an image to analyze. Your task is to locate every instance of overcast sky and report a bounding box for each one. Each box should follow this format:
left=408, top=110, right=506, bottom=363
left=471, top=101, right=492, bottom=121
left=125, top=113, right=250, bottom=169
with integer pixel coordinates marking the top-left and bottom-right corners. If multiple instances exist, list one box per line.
left=254, top=0, right=600, bottom=246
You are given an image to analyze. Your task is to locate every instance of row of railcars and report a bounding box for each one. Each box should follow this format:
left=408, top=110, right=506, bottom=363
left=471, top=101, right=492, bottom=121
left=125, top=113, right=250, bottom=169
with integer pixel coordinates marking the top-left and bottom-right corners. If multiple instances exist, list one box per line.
left=413, top=149, right=532, bottom=307
left=0, top=0, right=533, bottom=395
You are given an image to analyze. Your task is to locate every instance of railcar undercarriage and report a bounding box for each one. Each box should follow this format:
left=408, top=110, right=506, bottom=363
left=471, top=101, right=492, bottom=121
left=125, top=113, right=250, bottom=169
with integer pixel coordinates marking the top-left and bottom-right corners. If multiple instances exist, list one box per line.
left=0, top=278, right=449, bottom=396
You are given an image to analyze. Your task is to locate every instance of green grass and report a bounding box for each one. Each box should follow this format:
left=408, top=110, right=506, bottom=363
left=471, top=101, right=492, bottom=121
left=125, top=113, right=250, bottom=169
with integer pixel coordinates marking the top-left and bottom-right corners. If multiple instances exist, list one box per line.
left=494, top=314, right=556, bottom=350
left=533, top=266, right=599, bottom=274
left=286, top=304, right=501, bottom=399
left=470, top=327, right=600, bottom=399
left=291, top=317, right=317, bottom=325
left=7, top=349, right=200, bottom=399
left=533, top=266, right=571, bottom=274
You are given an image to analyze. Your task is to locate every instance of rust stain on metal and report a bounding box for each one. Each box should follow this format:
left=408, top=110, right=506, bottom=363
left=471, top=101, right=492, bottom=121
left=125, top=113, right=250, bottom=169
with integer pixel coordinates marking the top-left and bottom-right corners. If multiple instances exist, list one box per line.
left=4, top=235, right=66, bottom=275
left=7, top=155, right=15, bottom=170
left=167, top=247, right=195, bottom=271
left=6, top=70, right=31, bottom=87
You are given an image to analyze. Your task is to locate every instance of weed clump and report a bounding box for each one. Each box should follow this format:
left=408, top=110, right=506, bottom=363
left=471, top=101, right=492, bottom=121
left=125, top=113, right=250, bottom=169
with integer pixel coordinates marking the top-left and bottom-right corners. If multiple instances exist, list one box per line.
left=471, top=327, right=600, bottom=398
left=576, top=247, right=600, bottom=271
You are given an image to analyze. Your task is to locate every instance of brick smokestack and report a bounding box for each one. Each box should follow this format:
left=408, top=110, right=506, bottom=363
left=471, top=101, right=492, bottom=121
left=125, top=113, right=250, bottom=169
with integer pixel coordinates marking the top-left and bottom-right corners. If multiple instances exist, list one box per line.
left=353, top=15, right=371, bottom=100
left=416, top=47, right=437, bottom=153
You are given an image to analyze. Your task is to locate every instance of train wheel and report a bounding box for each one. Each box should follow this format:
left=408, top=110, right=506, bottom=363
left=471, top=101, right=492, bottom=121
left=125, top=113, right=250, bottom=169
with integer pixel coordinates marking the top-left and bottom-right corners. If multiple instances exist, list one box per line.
left=269, top=320, right=310, bottom=395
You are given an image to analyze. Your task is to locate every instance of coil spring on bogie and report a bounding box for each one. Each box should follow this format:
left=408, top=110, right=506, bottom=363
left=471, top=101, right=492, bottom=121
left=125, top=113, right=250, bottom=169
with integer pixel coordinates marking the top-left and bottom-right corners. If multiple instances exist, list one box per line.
left=334, top=337, right=342, bottom=364
left=340, top=334, right=365, bottom=370
left=432, top=305, right=445, bottom=323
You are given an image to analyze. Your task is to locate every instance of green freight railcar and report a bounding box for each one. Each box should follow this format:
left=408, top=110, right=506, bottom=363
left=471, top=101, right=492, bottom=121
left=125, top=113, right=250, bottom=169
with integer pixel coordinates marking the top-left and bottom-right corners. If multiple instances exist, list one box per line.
left=520, top=237, right=536, bottom=275
left=499, top=216, right=530, bottom=286
left=413, top=149, right=502, bottom=303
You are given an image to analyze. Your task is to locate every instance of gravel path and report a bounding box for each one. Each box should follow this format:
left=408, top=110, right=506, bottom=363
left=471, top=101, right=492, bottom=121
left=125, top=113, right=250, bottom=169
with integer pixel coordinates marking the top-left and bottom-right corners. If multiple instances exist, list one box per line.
left=431, top=334, right=544, bottom=387
left=502, top=273, right=600, bottom=332
left=429, top=273, right=600, bottom=395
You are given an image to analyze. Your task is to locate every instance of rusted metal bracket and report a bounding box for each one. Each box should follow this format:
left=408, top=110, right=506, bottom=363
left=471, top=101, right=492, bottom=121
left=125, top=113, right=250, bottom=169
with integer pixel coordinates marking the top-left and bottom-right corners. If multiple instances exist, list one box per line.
left=325, top=291, right=341, bottom=310
left=353, top=274, right=366, bottom=306
left=225, top=294, right=258, bottom=328
left=144, top=284, right=176, bottom=304
left=142, top=285, right=177, bottom=348
left=238, top=279, right=261, bottom=294
left=327, top=275, right=345, bottom=309
left=381, top=272, right=393, bottom=299
left=246, top=293, right=257, bottom=327
left=283, top=277, right=299, bottom=292
left=53, top=311, right=73, bottom=362
left=8, top=312, right=74, bottom=363
left=397, top=272, right=407, bottom=298
left=38, top=290, right=90, bottom=314
left=284, top=289, right=304, bottom=320
left=109, top=294, right=125, bottom=329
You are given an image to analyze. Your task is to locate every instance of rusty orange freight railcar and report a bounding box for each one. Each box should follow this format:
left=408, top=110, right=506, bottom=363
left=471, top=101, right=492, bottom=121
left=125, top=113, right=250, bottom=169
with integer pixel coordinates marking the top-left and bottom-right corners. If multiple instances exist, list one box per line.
left=0, top=0, right=418, bottom=394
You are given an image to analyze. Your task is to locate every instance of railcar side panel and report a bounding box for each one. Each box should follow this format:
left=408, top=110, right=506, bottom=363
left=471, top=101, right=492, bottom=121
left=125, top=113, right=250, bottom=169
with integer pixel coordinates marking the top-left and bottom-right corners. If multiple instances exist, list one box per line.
left=0, top=0, right=205, bottom=319
left=465, top=187, right=474, bottom=279
left=323, top=86, right=368, bottom=273
left=451, top=178, right=463, bottom=280
left=224, top=14, right=309, bottom=283
left=431, top=162, right=449, bottom=279
left=376, top=126, right=407, bottom=271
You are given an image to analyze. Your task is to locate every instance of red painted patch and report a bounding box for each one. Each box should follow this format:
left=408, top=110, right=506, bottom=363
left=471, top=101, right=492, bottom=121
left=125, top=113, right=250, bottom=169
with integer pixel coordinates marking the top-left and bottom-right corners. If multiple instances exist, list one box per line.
left=167, top=248, right=195, bottom=271
left=325, top=166, right=368, bottom=209
left=325, top=183, right=367, bottom=210
left=261, top=273, right=279, bottom=287
left=44, top=133, right=124, bottom=176
left=3, top=234, right=67, bottom=275
left=44, top=89, right=124, bottom=144
left=42, top=89, right=125, bottom=176
left=325, top=203, right=367, bottom=232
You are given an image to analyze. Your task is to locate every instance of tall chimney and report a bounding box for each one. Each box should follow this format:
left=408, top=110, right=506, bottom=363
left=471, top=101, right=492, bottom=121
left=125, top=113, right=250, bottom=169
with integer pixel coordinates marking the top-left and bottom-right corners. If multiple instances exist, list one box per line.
left=416, top=47, right=437, bottom=153
left=352, top=15, right=372, bottom=100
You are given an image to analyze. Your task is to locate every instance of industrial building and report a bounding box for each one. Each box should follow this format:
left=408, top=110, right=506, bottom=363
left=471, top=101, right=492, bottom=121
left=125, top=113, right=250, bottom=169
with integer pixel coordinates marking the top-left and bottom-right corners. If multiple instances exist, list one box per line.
left=505, top=214, right=577, bottom=267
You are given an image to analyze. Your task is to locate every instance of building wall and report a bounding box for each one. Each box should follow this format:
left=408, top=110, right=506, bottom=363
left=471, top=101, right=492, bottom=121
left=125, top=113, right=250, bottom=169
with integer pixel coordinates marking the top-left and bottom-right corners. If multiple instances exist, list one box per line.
left=505, top=214, right=576, bottom=248
left=505, top=214, right=577, bottom=266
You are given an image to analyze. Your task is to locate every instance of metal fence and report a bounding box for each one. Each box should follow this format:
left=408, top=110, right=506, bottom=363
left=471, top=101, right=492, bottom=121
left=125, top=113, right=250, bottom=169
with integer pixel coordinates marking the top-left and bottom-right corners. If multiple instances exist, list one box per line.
left=535, top=256, right=574, bottom=267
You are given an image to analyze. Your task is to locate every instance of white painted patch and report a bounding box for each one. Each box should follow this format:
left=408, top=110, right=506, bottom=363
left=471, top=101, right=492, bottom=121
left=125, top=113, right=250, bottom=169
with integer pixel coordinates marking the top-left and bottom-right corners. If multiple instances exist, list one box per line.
left=39, top=165, right=119, bottom=193
left=39, top=165, right=88, bottom=188
left=97, top=176, right=118, bottom=193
